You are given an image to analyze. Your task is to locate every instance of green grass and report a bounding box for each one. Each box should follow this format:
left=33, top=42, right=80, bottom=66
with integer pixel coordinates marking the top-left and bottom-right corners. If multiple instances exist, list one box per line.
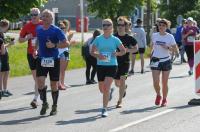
left=8, top=42, right=150, bottom=77
left=8, top=42, right=85, bottom=77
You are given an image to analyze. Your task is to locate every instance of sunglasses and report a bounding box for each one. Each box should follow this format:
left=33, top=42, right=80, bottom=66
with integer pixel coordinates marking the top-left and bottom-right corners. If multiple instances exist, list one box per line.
left=117, top=24, right=125, bottom=27
left=60, top=27, right=66, bottom=30
left=102, top=24, right=112, bottom=27
left=31, top=14, right=39, bottom=17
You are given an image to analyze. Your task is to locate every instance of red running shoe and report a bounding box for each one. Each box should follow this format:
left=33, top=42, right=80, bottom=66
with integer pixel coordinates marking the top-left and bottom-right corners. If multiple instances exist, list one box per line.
left=161, top=99, right=167, bottom=107
left=155, top=95, right=162, bottom=105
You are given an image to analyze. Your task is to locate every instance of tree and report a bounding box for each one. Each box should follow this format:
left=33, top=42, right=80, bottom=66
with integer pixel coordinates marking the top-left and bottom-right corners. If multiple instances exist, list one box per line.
left=0, top=0, right=47, bottom=21
left=158, top=0, right=198, bottom=27
left=86, top=0, right=145, bottom=29
left=186, top=1, right=200, bottom=26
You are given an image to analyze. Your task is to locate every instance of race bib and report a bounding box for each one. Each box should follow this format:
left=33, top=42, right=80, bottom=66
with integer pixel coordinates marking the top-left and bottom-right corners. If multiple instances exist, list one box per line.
left=41, top=57, right=54, bottom=67
left=187, top=36, right=195, bottom=42
left=101, top=52, right=111, bottom=62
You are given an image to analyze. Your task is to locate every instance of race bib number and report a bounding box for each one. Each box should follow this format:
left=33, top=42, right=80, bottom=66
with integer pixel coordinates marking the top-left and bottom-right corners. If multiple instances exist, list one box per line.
left=101, top=52, right=111, bottom=62
left=41, top=57, right=54, bottom=67
left=187, top=36, right=195, bottom=42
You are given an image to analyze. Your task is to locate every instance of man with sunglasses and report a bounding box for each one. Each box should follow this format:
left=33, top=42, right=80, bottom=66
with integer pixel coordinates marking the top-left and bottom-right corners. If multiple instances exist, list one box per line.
left=19, top=8, right=42, bottom=109
left=114, top=16, right=138, bottom=108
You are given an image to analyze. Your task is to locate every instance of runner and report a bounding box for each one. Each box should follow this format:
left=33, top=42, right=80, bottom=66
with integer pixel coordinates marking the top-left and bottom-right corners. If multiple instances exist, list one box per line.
left=36, top=9, right=70, bottom=116
left=114, top=16, right=138, bottom=108
left=150, top=19, right=179, bottom=107
left=91, top=18, right=126, bottom=117
left=130, top=18, right=146, bottom=74
left=58, top=20, right=74, bottom=90
left=0, top=19, right=15, bottom=99
left=19, top=8, right=42, bottom=108
left=182, top=17, right=199, bottom=75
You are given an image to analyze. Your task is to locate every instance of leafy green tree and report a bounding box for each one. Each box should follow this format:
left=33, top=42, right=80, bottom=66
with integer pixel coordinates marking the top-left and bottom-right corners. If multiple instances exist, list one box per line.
left=0, top=0, right=47, bottom=21
left=87, top=0, right=145, bottom=29
left=158, top=0, right=198, bottom=27
left=186, top=1, right=200, bottom=26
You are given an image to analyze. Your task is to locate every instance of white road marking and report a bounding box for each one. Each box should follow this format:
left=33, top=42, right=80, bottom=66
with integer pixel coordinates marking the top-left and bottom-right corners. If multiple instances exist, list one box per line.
left=109, top=108, right=175, bottom=132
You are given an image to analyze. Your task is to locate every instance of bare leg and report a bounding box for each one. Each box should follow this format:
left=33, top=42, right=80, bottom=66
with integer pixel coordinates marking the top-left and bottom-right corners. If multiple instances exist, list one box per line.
left=59, top=59, right=68, bottom=87
left=103, top=77, right=113, bottom=108
left=131, top=54, right=136, bottom=72
left=162, top=71, right=170, bottom=99
left=152, top=70, right=161, bottom=95
left=140, top=53, right=144, bottom=72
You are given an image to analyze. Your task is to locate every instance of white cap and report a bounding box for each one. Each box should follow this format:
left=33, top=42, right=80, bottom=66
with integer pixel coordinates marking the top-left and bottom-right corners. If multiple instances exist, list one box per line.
left=187, top=17, right=194, bottom=22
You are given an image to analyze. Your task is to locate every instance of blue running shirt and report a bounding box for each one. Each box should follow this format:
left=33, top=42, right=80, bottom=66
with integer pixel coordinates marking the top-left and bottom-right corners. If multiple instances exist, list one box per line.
left=93, top=34, right=122, bottom=66
left=36, top=25, right=66, bottom=58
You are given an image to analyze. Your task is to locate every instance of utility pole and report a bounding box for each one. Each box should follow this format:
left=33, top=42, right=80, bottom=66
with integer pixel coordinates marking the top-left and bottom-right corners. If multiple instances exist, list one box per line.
left=80, top=0, right=84, bottom=44
left=146, top=0, right=151, bottom=46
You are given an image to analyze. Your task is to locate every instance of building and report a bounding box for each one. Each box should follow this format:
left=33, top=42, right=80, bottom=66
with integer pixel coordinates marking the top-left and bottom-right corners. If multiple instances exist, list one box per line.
left=44, top=0, right=102, bottom=30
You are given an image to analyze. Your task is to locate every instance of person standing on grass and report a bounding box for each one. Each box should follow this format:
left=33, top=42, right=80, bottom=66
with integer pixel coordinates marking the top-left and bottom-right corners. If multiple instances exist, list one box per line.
left=91, top=19, right=126, bottom=117
left=130, top=18, right=146, bottom=74
left=114, top=16, right=138, bottom=108
left=0, top=19, right=15, bottom=99
left=36, top=9, right=70, bottom=116
left=83, top=29, right=101, bottom=85
left=150, top=19, right=179, bottom=107
left=58, top=20, right=74, bottom=90
left=19, top=8, right=42, bottom=108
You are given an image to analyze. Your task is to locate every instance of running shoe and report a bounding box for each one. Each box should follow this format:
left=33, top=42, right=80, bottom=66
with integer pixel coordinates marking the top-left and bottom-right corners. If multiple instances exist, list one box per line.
left=161, top=99, right=167, bottom=107
left=58, top=85, right=66, bottom=90
left=109, top=88, right=114, bottom=101
left=188, top=70, right=193, bottom=76
left=86, top=80, right=92, bottom=85
left=91, top=80, right=97, bottom=84
left=5, top=90, right=13, bottom=96
left=155, top=95, right=162, bottom=106
left=116, top=101, right=122, bottom=108
left=2, top=91, right=9, bottom=97
left=101, top=108, right=108, bottom=117
left=50, top=105, right=57, bottom=116
left=141, top=69, right=144, bottom=74
left=129, top=69, right=134, bottom=74
left=40, top=102, right=49, bottom=115
left=30, top=100, right=38, bottom=109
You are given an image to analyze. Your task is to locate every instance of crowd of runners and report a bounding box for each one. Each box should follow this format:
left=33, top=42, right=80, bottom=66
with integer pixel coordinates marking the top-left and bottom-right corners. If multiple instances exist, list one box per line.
left=0, top=7, right=198, bottom=117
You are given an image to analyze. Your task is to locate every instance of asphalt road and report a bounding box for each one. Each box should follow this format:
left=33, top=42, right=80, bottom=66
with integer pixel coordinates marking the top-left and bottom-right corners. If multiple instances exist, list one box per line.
left=0, top=60, right=197, bottom=132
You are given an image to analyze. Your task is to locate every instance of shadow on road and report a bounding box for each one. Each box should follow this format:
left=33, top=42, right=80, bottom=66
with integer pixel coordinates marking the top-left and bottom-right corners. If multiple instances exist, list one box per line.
left=56, top=115, right=101, bottom=125
left=0, top=116, right=48, bottom=125
left=120, top=106, right=159, bottom=115
left=75, top=106, right=116, bottom=115
left=171, top=104, right=198, bottom=109
left=0, top=106, right=32, bottom=114
left=169, top=75, right=189, bottom=79
left=24, top=90, right=52, bottom=95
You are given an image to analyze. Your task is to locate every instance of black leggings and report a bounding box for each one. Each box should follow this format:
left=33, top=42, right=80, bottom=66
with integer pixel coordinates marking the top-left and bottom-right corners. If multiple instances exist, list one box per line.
left=85, top=56, right=97, bottom=81
left=185, top=45, right=194, bottom=68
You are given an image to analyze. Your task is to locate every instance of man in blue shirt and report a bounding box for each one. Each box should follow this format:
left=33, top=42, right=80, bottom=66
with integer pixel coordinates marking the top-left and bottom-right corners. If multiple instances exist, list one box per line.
left=36, top=9, right=70, bottom=116
left=175, top=19, right=187, bottom=63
